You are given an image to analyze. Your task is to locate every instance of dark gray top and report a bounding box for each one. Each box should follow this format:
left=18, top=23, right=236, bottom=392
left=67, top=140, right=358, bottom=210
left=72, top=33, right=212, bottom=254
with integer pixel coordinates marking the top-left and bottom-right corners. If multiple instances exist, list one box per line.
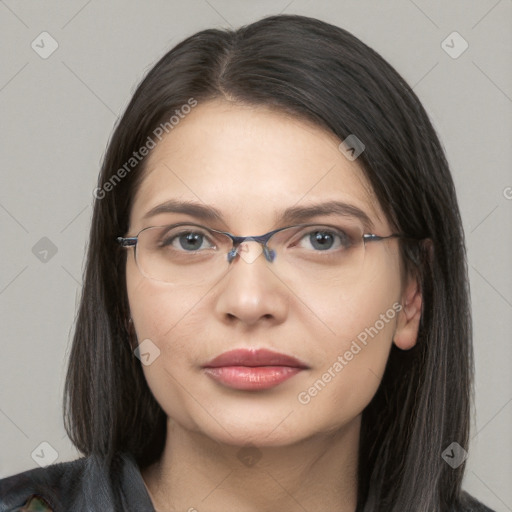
left=0, top=451, right=155, bottom=511
left=0, top=451, right=496, bottom=511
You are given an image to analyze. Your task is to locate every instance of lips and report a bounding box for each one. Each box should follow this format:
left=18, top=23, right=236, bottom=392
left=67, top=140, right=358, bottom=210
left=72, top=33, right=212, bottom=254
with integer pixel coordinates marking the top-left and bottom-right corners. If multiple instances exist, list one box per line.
left=202, top=348, right=309, bottom=391
left=204, top=348, right=309, bottom=368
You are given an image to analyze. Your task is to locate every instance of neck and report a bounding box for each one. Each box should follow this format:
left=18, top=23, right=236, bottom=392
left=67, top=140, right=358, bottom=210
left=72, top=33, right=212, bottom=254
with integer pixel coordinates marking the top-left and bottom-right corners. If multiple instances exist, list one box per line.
left=141, top=417, right=360, bottom=512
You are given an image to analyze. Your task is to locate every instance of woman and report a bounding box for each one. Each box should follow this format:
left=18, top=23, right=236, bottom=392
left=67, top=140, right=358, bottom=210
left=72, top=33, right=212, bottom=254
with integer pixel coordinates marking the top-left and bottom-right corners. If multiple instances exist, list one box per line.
left=0, top=14, right=495, bottom=512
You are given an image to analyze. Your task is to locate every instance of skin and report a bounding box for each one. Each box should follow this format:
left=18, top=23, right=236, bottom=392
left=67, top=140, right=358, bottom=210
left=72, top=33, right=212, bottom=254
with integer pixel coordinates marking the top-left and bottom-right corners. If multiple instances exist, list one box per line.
left=125, top=99, right=422, bottom=512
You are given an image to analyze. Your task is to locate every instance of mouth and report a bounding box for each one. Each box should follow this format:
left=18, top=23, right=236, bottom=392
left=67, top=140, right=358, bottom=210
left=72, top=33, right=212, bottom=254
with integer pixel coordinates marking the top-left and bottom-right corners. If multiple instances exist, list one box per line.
left=202, top=348, right=309, bottom=391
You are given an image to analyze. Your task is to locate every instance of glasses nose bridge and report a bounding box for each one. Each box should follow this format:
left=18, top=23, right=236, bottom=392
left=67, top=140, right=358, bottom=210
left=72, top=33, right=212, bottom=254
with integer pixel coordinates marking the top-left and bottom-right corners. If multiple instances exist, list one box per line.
left=227, top=232, right=276, bottom=263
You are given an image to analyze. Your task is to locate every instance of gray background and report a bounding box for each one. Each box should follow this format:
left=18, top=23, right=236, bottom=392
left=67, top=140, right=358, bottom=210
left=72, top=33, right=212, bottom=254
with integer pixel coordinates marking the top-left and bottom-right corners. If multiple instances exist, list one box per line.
left=0, top=1, right=511, bottom=510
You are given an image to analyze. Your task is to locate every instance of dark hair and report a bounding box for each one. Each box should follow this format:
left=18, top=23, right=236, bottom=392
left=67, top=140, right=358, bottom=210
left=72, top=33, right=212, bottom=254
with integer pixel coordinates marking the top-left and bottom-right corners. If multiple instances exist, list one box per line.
left=64, top=14, right=473, bottom=511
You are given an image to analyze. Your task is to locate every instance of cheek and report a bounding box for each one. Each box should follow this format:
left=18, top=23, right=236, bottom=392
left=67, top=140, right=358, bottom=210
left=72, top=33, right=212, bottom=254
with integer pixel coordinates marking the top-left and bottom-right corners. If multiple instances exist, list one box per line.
left=127, top=253, right=191, bottom=338
left=126, top=253, right=223, bottom=373
left=305, top=243, right=402, bottom=348
left=295, top=248, right=402, bottom=421
left=126, top=256, right=212, bottom=429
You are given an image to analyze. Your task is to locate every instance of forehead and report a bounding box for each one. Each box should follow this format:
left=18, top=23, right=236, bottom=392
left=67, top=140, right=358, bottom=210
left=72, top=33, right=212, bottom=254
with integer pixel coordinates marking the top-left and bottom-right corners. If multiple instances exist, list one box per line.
left=129, top=99, right=386, bottom=232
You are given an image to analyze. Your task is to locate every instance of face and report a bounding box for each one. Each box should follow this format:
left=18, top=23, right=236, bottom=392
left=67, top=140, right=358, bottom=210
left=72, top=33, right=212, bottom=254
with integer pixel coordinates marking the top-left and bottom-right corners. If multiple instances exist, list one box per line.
left=125, top=99, right=413, bottom=448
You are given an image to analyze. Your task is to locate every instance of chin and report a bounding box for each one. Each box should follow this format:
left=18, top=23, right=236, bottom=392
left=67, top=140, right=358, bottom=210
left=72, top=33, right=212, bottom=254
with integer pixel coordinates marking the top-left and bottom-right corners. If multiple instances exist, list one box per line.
left=186, top=405, right=349, bottom=450
left=198, top=423, right=308, bottom=449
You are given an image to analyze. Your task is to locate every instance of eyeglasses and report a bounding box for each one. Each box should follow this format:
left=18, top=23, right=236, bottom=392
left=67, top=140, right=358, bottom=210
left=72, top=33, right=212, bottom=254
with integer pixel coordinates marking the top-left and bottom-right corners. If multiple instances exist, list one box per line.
left=117, top=220, right=417, bottom=287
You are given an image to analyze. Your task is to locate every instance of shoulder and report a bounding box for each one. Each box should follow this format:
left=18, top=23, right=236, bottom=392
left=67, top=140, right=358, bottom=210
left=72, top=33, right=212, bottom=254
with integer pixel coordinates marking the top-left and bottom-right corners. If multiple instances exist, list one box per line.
left=0, top=455, right=88, bottom=511
left=0, top=451, right=154, bottom=512
left=454, top=490, right=496, bottom=512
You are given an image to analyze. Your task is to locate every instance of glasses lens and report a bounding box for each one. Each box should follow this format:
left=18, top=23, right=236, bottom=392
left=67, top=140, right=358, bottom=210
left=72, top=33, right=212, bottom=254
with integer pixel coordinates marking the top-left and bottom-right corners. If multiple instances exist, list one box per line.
left=266, top=221, right=366, bottom=287
left=135, top=224, right=232, bottom=285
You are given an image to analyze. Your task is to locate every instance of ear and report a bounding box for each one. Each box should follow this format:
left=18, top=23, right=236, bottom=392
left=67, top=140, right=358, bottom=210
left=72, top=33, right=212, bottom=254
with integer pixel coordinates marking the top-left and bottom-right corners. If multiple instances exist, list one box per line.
left=393, top=274, right=422, bottom=351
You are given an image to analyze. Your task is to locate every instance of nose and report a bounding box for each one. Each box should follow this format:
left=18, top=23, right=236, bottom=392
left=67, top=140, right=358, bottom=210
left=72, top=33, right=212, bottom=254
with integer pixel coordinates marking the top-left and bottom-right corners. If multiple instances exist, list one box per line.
left=213, top=240, right=289, bottom=327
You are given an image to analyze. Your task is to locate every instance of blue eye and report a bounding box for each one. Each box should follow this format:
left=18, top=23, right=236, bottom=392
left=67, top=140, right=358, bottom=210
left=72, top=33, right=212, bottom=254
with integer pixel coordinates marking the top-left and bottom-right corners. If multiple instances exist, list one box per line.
left=298, top=228, right=352, bottom=251
left=178, top=232, right=207, bottom=251
left=160, top=227, right=216, bottom=252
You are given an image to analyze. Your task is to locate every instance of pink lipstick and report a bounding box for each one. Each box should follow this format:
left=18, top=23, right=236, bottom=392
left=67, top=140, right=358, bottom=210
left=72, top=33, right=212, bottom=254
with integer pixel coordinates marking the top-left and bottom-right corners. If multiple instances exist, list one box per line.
left=202, top=348, right=308, bottom=391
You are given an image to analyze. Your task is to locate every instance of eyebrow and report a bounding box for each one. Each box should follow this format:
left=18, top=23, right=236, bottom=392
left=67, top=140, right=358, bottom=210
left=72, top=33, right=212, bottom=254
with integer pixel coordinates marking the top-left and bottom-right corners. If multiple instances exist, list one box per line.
left=143, top=199, right=374, bottom=230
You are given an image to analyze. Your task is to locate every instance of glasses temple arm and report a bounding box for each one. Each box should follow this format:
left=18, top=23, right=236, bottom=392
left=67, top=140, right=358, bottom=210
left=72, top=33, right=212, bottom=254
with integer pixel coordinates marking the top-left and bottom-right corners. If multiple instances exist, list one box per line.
left=117, top=237, right=138, bottom=247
